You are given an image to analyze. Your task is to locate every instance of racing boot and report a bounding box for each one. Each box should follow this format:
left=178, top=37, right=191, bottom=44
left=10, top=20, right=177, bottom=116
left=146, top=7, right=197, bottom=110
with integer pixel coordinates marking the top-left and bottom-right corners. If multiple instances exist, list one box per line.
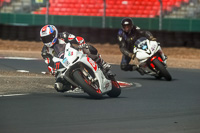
left=102, top=61, right=116, bottom=79
left=95, top=56, right=116, bottom=80
left=132, top=64, right=144, bottom=75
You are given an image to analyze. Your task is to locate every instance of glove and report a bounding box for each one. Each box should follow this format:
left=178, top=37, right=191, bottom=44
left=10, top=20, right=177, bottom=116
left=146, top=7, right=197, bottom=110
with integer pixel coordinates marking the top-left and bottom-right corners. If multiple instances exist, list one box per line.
left=129, top=53, right=135, bottom=59
left=76, top=36, right=88, bottom=49
left=78, top=43, right=88, bottom=49
left=48, top=66, right=55, bottom=75
left=150, top=36, right=157, bottom=41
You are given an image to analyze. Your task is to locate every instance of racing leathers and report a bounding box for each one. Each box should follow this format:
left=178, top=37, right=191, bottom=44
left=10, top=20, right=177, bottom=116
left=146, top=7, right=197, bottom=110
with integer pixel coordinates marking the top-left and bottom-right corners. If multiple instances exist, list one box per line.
left=41, top=32, right=112, bottom=92
left=118, top=25, right=156, bottom=72
left=118, top=26, right=167, bottom=74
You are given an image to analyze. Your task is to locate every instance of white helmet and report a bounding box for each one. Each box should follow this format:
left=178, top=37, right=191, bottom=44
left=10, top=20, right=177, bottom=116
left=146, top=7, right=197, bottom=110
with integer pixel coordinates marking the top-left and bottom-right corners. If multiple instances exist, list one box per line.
left=40, top=25, right=58, bottom=47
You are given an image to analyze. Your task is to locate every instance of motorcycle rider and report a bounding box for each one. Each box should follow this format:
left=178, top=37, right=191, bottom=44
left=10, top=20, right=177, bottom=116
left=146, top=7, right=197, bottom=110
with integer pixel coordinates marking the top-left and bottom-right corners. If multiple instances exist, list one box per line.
left=40, top=25, right=113, bottom=92
left=117, top=17, right=166, bottom=74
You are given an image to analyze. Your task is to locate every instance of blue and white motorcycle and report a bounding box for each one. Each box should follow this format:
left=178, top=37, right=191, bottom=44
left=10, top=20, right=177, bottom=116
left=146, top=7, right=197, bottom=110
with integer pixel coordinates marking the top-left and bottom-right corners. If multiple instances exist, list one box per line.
left=133, top=37, right=172, bottom=81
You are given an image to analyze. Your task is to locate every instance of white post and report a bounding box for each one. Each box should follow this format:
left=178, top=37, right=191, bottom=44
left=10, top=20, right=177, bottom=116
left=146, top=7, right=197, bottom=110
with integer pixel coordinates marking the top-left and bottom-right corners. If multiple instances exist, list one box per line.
left=45, top=0, right=49, bottom=24
left=102, top=0, right=106, bottom=28
left=158, top=0, right=163, bottom=30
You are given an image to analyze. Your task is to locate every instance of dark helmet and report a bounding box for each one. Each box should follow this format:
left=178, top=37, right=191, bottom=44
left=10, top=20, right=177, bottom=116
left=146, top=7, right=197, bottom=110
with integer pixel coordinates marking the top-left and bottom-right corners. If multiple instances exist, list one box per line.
left=121, top=17, right=133, bottom=34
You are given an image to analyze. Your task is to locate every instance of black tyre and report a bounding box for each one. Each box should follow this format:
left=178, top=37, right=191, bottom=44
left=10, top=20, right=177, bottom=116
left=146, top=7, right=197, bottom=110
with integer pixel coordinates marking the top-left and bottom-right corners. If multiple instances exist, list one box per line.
left=107, top=80, right=121, bottom=98
left=73, top=70, right=103, bottom=99
left=153, top=58, right=172, bottom=81
left=154, top=75, right=162, bottom=79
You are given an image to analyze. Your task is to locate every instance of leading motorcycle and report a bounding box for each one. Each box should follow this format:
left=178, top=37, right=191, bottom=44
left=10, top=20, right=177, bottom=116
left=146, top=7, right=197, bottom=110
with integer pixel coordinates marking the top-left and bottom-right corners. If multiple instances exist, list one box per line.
left=133, top=37, right=172, bottom=81
left=53, top=42, right=121, bottom=99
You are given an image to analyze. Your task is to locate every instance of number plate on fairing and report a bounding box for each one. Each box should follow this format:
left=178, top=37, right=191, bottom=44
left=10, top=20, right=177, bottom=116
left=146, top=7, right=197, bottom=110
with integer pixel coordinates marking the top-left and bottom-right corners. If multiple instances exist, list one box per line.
left=150, top=42, right=158, bottom=52
left=151, top=44, right=156, bottom=51
left=62, top=58, right=70, bottom=66
left=87, top=57, right=97, bottom=71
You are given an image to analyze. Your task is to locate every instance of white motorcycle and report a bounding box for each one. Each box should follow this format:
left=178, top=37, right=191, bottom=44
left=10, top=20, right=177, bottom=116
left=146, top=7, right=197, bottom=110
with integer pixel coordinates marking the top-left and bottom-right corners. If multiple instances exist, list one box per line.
left=53, top=42, right=121, bottom=99
left=133, top=37, right=172, bottom=81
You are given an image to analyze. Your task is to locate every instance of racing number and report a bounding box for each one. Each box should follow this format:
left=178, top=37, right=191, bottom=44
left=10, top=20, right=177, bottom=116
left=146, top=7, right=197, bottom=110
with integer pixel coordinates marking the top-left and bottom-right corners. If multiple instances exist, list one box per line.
left=56, top=62, right=60, bottom=69
left=87, top=57, right=97, bottom=71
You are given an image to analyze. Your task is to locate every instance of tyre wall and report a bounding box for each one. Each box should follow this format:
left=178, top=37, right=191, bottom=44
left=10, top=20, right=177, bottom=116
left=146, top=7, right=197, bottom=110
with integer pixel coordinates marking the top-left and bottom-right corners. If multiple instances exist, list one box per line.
left=0, top=24, right=199, bottom=48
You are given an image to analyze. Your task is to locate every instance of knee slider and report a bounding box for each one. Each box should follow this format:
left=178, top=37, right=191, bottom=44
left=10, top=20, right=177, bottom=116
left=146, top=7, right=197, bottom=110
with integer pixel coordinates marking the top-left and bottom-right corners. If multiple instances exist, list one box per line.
left=54, top=82, right=63, bottom=91
left=121, top=64, right=128, bottom=71
left=120, top=64, right=133, bottom=71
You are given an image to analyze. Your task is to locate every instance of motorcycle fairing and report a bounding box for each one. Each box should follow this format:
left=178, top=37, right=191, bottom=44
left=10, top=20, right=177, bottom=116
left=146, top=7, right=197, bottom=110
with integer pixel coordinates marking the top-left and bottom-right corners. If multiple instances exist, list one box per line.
left=54, top=42, right=112, bottom=94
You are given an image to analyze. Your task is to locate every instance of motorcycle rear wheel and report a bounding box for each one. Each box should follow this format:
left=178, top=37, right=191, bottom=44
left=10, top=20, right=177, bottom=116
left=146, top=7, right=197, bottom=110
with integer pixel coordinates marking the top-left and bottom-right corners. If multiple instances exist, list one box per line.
left=153, top=58, right=172, bottom=81
left=73, top=70, right=103, bottom=99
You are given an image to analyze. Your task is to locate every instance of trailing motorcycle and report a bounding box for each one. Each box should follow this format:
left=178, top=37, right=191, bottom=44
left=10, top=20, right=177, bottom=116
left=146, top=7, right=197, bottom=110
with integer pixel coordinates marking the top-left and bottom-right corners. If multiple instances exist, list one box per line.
left=53, top=42, right=121, bottom=99
left=133, top=37, right=172, bottom=81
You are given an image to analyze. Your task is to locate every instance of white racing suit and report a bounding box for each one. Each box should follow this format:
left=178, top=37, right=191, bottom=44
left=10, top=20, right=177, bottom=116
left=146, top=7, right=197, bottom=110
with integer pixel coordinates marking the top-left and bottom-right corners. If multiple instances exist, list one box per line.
left=41, top=32, right=112, bottom=92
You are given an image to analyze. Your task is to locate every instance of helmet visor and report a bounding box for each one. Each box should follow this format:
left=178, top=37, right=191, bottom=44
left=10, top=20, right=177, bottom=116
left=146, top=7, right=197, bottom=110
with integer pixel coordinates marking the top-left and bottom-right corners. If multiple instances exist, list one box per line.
left=123, top=24, right=132, bottom=33
left=41, top=31, right=56, bottom=43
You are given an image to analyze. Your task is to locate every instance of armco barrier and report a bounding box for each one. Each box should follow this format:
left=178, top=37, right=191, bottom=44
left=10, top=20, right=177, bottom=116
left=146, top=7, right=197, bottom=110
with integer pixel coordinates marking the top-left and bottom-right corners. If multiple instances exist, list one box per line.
left=0, top=24, right=200, bottom=48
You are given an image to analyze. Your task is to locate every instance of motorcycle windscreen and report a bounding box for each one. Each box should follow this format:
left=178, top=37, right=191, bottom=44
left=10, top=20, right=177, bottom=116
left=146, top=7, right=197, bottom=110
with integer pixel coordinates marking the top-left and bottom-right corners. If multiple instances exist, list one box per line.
left=135, top=37, right=148, bottom=50
left=54, top=43, right=66, bottom=59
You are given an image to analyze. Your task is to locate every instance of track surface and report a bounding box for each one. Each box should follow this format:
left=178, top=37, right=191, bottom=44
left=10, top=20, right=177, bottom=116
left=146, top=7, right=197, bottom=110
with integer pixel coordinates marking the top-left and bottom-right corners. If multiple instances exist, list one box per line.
left=0, top=58, right=200, bottom=133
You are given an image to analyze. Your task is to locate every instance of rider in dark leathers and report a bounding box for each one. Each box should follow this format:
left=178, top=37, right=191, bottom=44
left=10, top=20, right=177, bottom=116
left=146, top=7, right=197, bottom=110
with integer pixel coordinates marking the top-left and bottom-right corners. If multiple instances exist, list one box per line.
left=117, top=17, right=157, bottom=74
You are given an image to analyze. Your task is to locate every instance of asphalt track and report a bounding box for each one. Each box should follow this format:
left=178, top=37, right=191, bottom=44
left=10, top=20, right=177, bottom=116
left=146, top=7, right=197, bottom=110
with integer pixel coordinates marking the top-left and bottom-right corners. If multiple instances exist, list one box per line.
left=0, top=58, right=200, bottom=133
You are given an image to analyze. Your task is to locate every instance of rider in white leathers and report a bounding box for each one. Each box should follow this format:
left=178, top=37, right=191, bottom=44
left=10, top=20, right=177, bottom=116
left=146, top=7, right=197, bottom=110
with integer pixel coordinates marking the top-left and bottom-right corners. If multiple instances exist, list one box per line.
left=40, top=25, right=113, bottom=92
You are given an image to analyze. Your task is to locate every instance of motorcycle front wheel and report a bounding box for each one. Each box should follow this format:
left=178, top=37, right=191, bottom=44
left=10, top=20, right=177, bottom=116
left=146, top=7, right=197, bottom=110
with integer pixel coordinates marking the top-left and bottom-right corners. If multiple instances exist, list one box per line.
left=73, top=70, right=103, bottom=99
left=107, top=80, right=121, bottom=98
left=153, top=58, right=172, bottom=81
